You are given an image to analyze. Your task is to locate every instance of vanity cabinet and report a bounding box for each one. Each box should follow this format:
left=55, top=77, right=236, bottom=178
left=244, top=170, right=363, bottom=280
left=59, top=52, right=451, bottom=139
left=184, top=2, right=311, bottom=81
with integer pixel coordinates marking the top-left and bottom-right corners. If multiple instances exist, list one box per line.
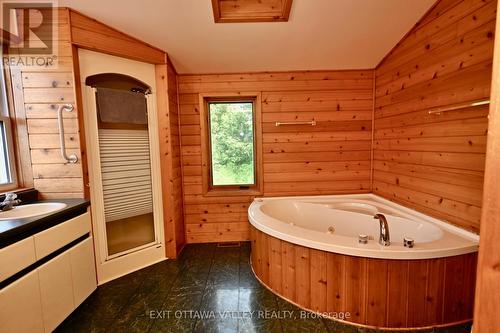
left=0, top=211, right=96, bottom=333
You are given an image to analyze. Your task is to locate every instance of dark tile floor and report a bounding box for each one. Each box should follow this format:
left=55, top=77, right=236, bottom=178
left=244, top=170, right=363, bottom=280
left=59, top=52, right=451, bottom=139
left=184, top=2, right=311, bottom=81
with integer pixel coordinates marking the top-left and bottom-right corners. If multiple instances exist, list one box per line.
left=56, top=243, right=471, bottom=333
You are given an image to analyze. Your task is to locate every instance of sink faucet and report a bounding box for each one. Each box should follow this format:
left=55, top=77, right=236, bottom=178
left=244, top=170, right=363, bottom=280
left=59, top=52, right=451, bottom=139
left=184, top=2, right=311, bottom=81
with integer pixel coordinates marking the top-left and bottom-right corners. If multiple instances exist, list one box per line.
left=0, top=192, right=21, bottom=211
left=374, top=213, right=390, bottom=246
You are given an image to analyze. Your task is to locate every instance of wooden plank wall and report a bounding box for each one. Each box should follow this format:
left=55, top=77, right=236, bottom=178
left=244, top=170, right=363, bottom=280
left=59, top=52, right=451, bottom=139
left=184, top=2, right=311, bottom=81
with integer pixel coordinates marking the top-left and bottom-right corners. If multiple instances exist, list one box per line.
left=473, top=1, right=500, bottom=331
left=9, top=9, right=85, bottom=199
left=373, top=0, right=497, bottom=233
left=68, top=9, right=165, bottom=64
left=178, top=71, right=374, bottom=242
left=156, top=60, right=186, bottom=257
left=167, top=61, right=186, bottom=254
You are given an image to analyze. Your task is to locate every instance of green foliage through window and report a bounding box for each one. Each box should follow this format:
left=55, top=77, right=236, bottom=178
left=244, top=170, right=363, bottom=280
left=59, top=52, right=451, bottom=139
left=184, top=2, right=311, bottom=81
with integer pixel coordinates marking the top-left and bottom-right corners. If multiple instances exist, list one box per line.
left=209, top=102, right=255, bottom=186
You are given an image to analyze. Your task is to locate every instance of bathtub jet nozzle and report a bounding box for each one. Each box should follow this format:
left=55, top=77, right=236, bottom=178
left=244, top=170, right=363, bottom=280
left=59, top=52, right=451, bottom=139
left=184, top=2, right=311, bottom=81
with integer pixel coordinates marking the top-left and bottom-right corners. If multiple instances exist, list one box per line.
left=374, top=213, right=390, bottom=246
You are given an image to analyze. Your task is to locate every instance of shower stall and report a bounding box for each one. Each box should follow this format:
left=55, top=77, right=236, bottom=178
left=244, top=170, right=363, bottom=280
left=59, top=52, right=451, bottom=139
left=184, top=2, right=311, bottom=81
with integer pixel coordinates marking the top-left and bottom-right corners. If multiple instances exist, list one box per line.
left=79, top=49, right=165, bottom=283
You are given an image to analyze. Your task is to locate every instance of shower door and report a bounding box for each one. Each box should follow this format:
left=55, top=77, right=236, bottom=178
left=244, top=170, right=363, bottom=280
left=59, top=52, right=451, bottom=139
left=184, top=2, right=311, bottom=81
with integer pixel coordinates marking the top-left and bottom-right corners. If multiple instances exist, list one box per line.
left=79, top=49, right=165, bottom=283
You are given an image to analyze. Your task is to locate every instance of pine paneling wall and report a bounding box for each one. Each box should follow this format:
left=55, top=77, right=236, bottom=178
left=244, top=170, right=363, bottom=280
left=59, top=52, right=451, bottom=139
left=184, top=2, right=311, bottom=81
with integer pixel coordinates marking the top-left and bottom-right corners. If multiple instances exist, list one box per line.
left=69, top=9, right=165, bottom=64
left=178, top=71, right=374, bottom=242
left=156, top=60, right=186, bottom=257
left=373, top=0, right=496, bottom=233
left=168, top=63, right=186, bottom=254
left=10, top=9, right=85, bottom=199
left=473, top=0, right=500, bottom=328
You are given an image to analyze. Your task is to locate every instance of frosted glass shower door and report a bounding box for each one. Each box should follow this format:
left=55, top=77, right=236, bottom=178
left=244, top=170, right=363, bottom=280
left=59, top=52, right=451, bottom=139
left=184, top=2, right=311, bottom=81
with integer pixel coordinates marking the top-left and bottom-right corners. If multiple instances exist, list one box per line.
left=99, top=129, right=155, bottom=255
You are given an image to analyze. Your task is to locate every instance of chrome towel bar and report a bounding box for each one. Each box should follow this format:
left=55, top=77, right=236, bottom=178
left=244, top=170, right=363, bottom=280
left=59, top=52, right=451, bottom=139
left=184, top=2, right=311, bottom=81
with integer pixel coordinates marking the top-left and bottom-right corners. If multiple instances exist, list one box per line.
left=275, top=120, right=316, bottom=127
left=57, top=104, right=78, bottom=164
left=428, top=99, right=490, bottom=115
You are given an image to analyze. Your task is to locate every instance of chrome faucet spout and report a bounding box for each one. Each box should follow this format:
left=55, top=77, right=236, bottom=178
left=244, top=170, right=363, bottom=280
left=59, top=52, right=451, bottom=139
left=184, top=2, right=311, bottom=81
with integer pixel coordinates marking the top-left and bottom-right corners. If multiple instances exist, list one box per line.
left=374, top=213, right=390, bottom=246
left=0, top=192, right=21, bottom=211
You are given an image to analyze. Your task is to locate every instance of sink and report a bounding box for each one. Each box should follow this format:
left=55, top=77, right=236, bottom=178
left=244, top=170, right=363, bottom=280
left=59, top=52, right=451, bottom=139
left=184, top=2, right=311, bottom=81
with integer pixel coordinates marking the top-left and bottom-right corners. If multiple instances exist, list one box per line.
left=0, top=203, right=68, bottom=220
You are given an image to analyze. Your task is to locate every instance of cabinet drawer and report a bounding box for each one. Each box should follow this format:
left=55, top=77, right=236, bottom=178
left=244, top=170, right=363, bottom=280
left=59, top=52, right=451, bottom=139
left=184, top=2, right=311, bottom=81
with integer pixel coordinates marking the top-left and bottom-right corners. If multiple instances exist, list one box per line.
left=0, top=237, right=36, bottom=282
left=34, top=212, right=91, bottom=259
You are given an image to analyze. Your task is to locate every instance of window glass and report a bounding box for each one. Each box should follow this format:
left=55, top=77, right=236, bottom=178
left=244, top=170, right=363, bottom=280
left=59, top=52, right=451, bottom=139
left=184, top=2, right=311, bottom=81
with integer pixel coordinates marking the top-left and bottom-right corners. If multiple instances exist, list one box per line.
left=0, top=65, right=17, bottom=188
left=0, top=121, right=11, bottom=184
left=208, top=102, right=255, bottom=186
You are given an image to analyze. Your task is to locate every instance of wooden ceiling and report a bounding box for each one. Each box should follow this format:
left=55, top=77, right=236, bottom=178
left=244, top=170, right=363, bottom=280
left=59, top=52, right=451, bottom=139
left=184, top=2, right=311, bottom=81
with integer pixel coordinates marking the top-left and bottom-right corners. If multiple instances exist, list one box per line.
left=211, top=0, right=293, bottom=23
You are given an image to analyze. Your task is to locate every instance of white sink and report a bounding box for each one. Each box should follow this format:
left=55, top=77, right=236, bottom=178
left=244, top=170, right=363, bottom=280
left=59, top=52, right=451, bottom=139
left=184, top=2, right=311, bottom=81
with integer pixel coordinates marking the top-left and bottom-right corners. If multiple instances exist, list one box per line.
left=0, top=203, right=68, bottom=220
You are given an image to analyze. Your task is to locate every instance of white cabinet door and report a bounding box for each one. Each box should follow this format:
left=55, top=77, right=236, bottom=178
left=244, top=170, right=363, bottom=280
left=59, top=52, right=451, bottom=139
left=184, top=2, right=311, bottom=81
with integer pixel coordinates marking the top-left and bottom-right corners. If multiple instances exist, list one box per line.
left=38, top=252, right=75, bottom=332
left=70, top=237, right=97, bottom=307
left=0, top=270, right=44, bottom=333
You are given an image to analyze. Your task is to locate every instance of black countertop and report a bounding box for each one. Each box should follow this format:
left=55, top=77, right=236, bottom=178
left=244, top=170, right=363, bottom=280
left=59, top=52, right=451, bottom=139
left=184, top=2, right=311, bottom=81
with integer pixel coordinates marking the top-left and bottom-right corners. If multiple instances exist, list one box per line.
left=0, top=199, right=90, bottom=248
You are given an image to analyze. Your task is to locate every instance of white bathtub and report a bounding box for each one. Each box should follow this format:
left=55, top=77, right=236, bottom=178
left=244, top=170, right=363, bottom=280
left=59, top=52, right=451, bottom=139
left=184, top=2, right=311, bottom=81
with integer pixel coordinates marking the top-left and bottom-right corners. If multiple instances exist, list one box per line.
left=248, top=194, right=478, bottom=259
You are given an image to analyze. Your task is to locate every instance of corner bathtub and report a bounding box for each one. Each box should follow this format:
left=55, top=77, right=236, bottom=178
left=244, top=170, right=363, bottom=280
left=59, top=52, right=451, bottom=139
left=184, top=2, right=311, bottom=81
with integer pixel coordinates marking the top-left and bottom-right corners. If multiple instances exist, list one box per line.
left=248, top=194, right=479, bottom=330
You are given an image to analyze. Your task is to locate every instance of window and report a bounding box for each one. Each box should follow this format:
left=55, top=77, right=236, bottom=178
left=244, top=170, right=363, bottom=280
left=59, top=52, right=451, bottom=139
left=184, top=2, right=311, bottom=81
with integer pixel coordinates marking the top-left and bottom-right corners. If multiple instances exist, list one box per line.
left=0, top=65, right=18, bottom=191
left=200, top=94, right=262, bottom=195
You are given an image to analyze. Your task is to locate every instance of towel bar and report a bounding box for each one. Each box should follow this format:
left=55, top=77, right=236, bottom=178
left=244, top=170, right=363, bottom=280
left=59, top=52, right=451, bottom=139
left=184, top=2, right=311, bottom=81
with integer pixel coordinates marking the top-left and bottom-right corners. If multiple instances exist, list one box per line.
left=428, top=99, right=490, bottom=114
left=275, top=120, right=317, bottom=127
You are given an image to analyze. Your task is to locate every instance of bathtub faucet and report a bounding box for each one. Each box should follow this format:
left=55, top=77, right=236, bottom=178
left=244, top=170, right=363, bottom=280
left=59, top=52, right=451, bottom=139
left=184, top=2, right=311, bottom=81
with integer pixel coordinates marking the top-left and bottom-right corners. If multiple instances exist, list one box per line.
left=374, top=213, right=390, bottom=246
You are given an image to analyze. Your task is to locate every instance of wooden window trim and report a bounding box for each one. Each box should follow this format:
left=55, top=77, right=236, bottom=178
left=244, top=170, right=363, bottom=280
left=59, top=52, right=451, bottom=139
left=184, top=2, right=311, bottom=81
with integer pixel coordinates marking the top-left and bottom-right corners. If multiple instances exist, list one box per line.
left=0, top=67, right=20, bottom=191
left=4, top=65, right=36, bottom=190
left=199, top=92, right=263, bottom=197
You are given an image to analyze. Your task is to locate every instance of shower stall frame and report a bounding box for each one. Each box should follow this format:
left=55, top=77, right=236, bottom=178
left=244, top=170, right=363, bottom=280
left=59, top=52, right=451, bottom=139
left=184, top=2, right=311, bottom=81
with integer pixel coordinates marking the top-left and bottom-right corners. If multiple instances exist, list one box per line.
left=79, top=49, right=166, bottom=284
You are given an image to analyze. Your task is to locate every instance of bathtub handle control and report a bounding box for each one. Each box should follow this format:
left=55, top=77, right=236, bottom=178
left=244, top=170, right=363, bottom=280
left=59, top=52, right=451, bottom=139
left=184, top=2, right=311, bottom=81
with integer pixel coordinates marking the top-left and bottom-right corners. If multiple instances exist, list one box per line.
left=404, top=237, right=415, bottom=248
left=358, top=234, right=369, bottom=244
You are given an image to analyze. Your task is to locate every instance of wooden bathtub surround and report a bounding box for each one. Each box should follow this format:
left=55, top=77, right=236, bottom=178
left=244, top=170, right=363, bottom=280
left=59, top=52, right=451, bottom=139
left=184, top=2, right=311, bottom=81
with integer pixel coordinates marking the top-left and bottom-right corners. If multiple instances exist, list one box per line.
left=473, top=0, right=500, bottom=331
left=178, top=70, right=374, bottom=243
left=250, top=226, right=477, bottom=329
left=372, top=0, right=496, bottom=233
